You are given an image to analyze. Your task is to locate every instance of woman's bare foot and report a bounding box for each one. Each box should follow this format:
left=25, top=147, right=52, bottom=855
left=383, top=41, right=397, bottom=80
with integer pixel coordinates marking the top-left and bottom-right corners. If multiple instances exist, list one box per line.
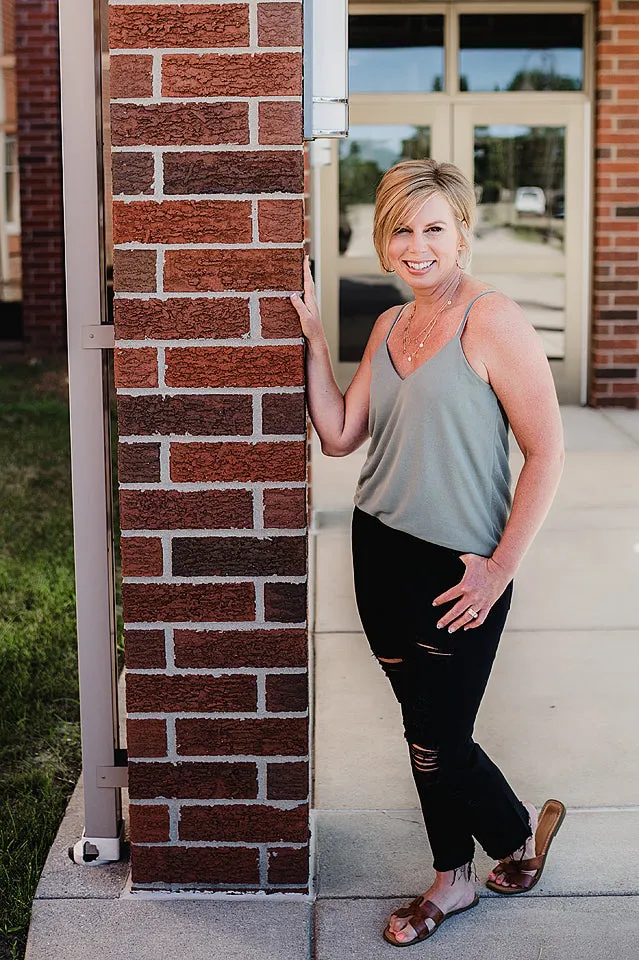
left=387, top=863, right=477, bottom=945
left=487, top=801, right=538, bottom=889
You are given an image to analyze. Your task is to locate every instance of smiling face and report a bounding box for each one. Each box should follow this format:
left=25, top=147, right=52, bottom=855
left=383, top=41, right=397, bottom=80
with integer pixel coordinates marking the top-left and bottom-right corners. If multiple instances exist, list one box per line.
left=386, top=192, right=464, bottom=290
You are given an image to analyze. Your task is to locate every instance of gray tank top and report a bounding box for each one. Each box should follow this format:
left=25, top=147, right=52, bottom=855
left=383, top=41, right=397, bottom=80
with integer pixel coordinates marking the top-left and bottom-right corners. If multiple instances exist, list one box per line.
left=354, top=291, right=511, bottom=557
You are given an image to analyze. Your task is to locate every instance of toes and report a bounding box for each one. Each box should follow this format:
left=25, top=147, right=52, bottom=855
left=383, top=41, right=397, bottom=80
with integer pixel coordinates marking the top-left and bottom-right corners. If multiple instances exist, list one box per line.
left=394, top=922, right=416, bottom=944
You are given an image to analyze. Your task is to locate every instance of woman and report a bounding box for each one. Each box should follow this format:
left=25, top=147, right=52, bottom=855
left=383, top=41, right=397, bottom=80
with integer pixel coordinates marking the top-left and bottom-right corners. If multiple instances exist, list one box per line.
left=290, top=159, right=566, bottom=947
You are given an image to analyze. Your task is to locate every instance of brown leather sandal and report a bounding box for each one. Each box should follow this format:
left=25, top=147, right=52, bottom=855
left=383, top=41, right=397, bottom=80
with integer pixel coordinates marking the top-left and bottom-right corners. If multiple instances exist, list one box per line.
left=486, top=798, right=566, bottom=895
left=383, top=894, right=479, bottom=947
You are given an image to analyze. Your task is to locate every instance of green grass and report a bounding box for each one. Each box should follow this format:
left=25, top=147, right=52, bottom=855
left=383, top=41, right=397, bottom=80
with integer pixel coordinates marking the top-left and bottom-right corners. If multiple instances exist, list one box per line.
left=0, top=361, right=120, bottom=960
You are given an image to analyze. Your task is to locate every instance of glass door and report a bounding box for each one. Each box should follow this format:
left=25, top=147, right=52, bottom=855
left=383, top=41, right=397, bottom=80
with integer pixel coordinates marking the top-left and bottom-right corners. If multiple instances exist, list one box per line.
left=454, top=101, right=589, bottom=402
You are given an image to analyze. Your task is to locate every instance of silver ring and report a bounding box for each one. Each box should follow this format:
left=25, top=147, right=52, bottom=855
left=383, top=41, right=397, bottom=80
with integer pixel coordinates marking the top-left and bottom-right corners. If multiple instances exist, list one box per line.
left=467, top=607, right=479, bottom=619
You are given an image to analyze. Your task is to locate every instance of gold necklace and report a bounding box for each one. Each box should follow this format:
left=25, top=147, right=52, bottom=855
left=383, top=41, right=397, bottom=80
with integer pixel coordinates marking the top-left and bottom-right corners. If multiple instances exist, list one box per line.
left=402, top=274, right=463, bottom=362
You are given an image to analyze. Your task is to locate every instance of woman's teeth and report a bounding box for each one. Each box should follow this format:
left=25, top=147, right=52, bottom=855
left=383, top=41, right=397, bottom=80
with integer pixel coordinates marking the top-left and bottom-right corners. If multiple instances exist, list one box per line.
left=405, top=260, right=435, bottom=272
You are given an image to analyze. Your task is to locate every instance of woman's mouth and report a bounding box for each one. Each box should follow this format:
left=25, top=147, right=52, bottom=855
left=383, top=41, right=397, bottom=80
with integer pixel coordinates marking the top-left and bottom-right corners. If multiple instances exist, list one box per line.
left=403, top=259, right=436, bottom=275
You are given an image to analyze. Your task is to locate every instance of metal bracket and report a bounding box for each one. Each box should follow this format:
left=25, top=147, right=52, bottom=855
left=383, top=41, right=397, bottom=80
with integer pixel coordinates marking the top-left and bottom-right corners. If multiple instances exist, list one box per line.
left=97, top=748, right=128, bottom=788
left=82, top=324, right=114, bottom=350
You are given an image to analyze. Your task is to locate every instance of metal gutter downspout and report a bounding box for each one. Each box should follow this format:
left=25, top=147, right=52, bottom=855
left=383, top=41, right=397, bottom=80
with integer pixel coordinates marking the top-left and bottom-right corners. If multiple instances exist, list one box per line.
left=58, top=0, right=125, bottom=864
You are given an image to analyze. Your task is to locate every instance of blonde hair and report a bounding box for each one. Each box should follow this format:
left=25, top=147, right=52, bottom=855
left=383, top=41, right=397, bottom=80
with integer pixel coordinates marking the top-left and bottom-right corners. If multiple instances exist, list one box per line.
left=373, top=158, right=476, bottom=273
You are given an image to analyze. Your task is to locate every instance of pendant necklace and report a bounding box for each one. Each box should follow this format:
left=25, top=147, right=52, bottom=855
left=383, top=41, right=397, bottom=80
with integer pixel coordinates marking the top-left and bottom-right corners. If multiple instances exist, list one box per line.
left=403, top=273, right=463, bottom=362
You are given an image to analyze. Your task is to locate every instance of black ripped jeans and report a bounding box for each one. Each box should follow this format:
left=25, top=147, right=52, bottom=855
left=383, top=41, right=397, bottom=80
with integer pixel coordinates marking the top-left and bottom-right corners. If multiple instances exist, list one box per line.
left=351, top=506, right=532, bottom=873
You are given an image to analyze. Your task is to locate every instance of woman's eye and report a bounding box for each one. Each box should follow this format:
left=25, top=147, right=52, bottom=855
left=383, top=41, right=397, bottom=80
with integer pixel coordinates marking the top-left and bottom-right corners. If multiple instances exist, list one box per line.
left=427, top=226, right=443, bottom=233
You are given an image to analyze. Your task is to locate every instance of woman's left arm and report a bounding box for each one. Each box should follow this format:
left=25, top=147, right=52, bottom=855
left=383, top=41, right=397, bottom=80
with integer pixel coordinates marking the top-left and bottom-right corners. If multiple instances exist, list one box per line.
left=434, top=295, right=565, bottom=632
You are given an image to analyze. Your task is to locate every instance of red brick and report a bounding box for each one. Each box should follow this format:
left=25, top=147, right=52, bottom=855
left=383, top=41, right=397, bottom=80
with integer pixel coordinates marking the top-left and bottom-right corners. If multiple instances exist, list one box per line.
left=124, top=629, right=167, bottom=669
left=267, top=761, right=309, bottom=800
left=118, top=442, right=161, bottom=483
left=113, top=249, right=157, bottom=293
left=173, top=629, right=307, bottom=669
left=111, top=102, right=249, bottom=147
left=163, top=150, right=303, bottom=195
left=117, top=395, right=253, bottom=438
left=131, top=845, right=259, bottom=886
left=264, top=582, right=306, bottom=623
left=127, top=673, right=257, bottom=713
left=162, top=53, right=301, bottom=98
left=129, top=804, right=170, bottom=843
left=262, top=393, right=306, bottom=434
left=260, top=297, right=303, bottom=338
left=164, top=249, right=302, bottom=294
left=263, top=488, right=307, bottom=528
left=108, top=4, right=249, bottom=48
left=110, top=55, right=153, bottom=99
left=119, top=489, right=254, bottom=531
left=172, top=536, right=306, bottom=577
left=170, top=441, right=305, bottom=483
left=258, top=2, right=303, bottom=46
left=121, top=536, right=164, bottom=577
left=265, top=673, right=308, bottom=712
left=111, top=152, right=155, bottom=195
left=267, top=846, right=309, bottom=885
left=258, top=200, right=304, bottom=243
left=114, top=347, right=158, bottom=389
left=165, top=345, right=303, bottom=387
left=179, top=803, right=309, bottom=842
left=258, top=101, right=303, bottom=145
left=112, top=200, right=252, bottom=244
left=113, top=297, right=250, bottom=340
left=128, top=761, right=258, bottom=799
left=176, top=717, right=308, bottom=756
left=126, top=718, right=168, bottom=758
left=122, top=582, right=256, bottom=623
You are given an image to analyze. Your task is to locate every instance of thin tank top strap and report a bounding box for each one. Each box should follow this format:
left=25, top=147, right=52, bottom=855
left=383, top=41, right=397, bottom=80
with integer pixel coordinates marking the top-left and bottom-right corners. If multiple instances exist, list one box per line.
left=456, top=290, right=498, bottom=337
left=385, top=301, right=412, bottom=344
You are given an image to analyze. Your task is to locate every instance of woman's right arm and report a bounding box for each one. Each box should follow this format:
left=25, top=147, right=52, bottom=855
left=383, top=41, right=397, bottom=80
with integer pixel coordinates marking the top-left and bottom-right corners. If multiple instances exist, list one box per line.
left=290, top=255, right=375, bottom=457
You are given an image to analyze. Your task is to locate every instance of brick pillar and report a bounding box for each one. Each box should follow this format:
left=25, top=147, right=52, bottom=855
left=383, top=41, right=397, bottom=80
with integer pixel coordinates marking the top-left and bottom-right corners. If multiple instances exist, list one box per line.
left=592, top=0, right=639, bottom=408
left=109, top=1, right=309, bottom=891
left=15, top=0, right=66, bottom=355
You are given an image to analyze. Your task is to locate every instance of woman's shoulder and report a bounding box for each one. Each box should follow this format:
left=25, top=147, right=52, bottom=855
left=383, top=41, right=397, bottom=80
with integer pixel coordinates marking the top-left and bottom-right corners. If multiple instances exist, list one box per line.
left=463, top=281, right=529, bottom=334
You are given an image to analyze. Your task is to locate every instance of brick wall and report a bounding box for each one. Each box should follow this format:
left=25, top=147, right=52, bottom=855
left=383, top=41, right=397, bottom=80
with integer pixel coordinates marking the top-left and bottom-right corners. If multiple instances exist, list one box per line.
left=14, top=0, right=66, bottom=355
left=593, top=0, right=639, bottom=407
left=109, top=0, right=309, bottom=891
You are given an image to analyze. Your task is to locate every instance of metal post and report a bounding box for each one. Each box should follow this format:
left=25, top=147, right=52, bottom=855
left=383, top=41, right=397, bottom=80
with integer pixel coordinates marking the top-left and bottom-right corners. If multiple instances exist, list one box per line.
left=58, top=0, right=124, bottom=864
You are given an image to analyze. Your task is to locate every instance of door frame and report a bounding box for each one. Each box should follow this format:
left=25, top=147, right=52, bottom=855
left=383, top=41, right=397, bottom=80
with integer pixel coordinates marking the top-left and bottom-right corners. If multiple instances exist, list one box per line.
left=314, top=0, right=594, bottom=401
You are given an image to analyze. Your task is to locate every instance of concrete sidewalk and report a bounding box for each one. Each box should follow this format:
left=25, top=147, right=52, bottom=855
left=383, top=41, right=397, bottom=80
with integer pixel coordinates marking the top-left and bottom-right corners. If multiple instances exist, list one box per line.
left=26, top=406, right=639, bottom=959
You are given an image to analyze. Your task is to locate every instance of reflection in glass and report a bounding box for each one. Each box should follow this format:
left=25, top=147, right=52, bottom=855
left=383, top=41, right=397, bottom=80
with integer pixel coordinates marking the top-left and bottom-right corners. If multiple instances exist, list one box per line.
left=459, top=15, right=583, bottom=92
left=339, top=276, right=408, bottom=363
left=473, top=125, right=566, bottom=359
left=349, top=15, right=444, bottom=93
left=339, top=125, right=431, bottom=258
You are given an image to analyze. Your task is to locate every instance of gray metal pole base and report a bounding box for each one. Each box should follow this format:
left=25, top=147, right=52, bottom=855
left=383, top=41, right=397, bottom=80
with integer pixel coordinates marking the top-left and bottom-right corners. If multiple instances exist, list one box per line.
left=68, top=821, right=124, bottom=866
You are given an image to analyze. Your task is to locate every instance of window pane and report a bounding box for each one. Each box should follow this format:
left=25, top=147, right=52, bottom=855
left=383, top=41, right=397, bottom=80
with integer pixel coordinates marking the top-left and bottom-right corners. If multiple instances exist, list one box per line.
left=339, top=124, right=431, bottom=258
left=349, top=15, right=444, bottom=93
left=459, top=14, right=583, bottom=92
left=474, top=125, right=566, bottom=360
left=339, top=275, right=406, bottom=363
